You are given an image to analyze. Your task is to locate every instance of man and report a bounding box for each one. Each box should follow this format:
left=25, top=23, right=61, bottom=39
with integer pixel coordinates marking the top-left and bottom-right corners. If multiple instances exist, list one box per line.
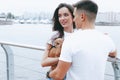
left=49, top=0, right=117, bottom=80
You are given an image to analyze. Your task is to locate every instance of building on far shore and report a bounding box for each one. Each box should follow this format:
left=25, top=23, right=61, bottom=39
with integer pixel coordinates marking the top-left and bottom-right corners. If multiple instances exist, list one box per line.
left=0, top=13, right=13, bottom=25
left=96, top=12, right=120, bottom=26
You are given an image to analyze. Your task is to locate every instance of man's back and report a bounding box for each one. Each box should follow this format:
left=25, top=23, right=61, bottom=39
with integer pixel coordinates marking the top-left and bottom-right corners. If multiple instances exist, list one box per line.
left=60, top=29, right=116, bottom=80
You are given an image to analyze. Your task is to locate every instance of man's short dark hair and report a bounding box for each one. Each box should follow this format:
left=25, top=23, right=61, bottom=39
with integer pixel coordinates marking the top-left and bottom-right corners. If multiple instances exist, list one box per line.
left=74, top=0, right=98, bottom=21
left=74, top=0, right=98, bottom=14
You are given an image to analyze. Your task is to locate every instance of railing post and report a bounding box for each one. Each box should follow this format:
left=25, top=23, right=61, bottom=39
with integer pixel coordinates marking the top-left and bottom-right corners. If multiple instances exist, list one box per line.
left=1, top=44, right=14, bottom=80
left=112, top=61, right=120, bottom=80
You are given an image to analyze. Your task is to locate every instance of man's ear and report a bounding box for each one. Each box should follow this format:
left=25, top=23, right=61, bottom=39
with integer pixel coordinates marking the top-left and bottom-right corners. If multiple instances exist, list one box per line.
left=81, top=13, right=85, bottom=21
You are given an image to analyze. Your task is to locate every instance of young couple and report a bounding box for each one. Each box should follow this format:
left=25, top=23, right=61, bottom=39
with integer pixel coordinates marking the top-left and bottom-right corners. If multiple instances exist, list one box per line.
left=41, top=0, right=117, bottom=80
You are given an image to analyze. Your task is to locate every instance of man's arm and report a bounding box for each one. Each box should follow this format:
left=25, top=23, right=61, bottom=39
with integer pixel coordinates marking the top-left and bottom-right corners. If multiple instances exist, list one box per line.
left=49, top=60, right=71, bottom=80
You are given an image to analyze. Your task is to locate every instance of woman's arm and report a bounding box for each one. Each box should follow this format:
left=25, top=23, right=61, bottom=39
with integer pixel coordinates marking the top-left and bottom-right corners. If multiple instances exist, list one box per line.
left=41, top=44, right=59, bottom=67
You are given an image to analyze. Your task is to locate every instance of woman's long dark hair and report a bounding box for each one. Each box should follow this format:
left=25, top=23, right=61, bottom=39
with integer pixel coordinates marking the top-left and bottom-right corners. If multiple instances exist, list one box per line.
left=52, top=3, right=75, bottom=38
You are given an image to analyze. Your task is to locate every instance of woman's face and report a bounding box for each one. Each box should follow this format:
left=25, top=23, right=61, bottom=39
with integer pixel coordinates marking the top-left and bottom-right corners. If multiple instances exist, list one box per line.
left=58, top=7, right=73, bottom=28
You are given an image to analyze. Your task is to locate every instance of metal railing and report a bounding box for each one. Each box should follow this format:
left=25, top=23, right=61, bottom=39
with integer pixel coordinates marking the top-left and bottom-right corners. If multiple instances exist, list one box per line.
left=0, top=41, right=120, bottom=80
left=0, top=41, right=45, bottom=80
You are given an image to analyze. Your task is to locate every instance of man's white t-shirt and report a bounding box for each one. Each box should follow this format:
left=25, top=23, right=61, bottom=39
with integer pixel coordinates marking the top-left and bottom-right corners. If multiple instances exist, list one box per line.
left=59, top=29, right=116, bottom=80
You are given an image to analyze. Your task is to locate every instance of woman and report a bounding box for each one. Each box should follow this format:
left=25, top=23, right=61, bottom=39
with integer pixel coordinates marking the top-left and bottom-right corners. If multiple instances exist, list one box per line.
left=41, top=3, right=75, bottom=80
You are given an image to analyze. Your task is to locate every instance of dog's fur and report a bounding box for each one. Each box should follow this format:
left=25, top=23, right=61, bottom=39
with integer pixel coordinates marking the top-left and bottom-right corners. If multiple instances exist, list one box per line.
left=48, top=38, right=63, bottom=70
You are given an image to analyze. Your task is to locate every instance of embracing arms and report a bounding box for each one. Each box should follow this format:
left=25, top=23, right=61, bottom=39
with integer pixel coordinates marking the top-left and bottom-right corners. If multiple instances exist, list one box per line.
left=41, top=44, right=59, bottom=67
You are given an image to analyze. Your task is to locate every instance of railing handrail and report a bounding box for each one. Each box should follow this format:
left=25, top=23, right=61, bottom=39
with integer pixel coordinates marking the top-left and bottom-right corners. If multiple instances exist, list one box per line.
left=0, top=41, right=45, bottom=51
left=0, top=41, right=46, bottom=80
left=0, top=40, right=119, bottom=62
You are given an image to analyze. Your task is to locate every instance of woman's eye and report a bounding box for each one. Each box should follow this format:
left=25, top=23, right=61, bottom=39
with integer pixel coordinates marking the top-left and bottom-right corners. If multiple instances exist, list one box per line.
left=64, top=13, right=68, bottom=16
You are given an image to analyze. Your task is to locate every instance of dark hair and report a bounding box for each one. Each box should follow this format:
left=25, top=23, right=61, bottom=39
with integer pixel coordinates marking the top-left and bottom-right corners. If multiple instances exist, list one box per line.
left=74, top=0, right=98, bottom=21
left=52, top=3, right=75, bottom=38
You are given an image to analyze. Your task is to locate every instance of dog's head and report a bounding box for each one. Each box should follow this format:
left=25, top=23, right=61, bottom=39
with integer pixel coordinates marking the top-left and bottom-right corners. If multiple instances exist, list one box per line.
left=54, top=38, right=63, bottom=48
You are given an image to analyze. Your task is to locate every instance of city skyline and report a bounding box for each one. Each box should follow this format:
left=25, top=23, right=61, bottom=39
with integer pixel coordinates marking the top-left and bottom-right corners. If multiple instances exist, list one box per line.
left=0, top=11, right=120, bottom=26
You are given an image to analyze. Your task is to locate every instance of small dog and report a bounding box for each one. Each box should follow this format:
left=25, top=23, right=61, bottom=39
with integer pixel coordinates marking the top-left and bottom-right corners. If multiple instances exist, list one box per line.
left=46, top=38, right=63, bottom=78
left=48, top=38, right=63, bottom=58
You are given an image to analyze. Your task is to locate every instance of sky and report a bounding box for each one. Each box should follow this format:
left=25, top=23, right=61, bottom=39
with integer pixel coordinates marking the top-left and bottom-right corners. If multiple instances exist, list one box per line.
left=0, top=0, right=120, bottom=15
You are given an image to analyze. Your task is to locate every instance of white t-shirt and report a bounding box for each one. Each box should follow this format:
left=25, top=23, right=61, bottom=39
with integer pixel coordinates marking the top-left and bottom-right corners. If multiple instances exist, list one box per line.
left=47, top=31, right=73, bottom=46
left=59, top=29, right=116, bottom=80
